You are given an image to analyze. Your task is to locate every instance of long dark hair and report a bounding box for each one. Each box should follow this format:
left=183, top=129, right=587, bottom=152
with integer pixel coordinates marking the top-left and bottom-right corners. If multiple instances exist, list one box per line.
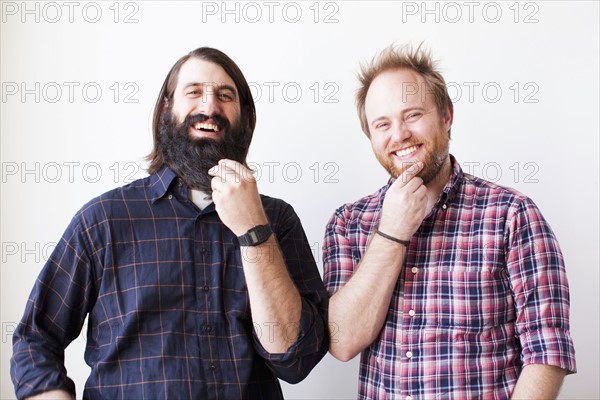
left=146, top=47, right=257, bottom=173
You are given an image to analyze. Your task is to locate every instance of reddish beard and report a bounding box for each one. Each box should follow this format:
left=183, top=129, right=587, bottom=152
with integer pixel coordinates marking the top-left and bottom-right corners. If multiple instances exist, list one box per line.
left=376, top=124, right=450, bottom=185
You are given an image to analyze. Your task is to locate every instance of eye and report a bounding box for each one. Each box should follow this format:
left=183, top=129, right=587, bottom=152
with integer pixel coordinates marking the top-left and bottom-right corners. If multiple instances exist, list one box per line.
left=218, top=91, right=236, bottom=102
left=374, top=121, right=390, bottom=130
left=187, top=89, right=202, bottom=96
left=406, top=112, right=423, bottom=121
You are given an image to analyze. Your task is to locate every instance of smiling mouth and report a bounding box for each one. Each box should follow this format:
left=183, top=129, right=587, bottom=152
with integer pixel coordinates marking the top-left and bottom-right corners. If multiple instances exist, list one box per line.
left=193, top=122, right=220, bottom=133
left=393, top=144, right=420, bottom=157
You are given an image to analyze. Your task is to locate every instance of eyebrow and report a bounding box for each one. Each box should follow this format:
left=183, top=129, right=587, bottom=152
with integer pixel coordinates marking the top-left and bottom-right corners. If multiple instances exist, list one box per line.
left=181, top=82, right=237, bottom=94
left=369, top=107, right=426, bottom=127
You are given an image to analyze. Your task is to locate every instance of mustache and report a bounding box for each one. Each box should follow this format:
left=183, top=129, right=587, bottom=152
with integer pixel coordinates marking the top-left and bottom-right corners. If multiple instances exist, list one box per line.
left=184, top=113, right=229, bottom=131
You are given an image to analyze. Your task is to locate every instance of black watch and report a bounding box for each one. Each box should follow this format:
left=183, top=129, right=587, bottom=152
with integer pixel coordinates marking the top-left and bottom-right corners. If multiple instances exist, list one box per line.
left=237, top=224, right=273, bottom=246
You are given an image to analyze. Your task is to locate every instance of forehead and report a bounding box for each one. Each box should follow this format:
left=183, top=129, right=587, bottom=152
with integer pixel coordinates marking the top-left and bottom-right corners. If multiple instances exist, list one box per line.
left=365, top=68, right=433, bottom=117
left=175, top=58, right=236, bottom=92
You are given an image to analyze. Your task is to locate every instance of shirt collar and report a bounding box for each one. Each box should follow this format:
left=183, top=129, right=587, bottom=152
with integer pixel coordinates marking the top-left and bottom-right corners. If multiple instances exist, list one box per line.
left=439, top=154, right=463, bottom=206
left=148, top=166, right=178, bottom=203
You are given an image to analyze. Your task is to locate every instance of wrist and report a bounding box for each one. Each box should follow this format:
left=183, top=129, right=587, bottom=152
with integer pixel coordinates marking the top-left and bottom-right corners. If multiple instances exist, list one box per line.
left=375, top=228, right=410, bottom=247
left=377, top=222, right=412, bottom=242
left=237, top=224, right=273, bottom=246
left=231, top=215, right=269, bottom=237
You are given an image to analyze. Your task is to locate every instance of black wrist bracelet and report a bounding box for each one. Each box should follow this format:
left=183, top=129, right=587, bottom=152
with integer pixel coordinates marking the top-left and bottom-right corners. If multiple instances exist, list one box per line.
left=376, top=229, right=410, bottom=247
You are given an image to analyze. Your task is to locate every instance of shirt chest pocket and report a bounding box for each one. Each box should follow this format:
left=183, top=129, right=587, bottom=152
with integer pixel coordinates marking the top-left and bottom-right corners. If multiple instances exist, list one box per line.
left=411, top=267, right=515, bottom=330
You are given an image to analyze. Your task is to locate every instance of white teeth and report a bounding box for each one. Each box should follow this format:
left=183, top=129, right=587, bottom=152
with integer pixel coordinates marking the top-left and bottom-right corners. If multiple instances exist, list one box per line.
left=395, top=145, right=418, bottom=157
left=194, top=122, right=220, bottom=132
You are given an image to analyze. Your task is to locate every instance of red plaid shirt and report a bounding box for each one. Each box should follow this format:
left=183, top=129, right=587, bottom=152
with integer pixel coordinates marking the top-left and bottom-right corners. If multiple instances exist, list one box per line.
left=323, top=156, right=576, bottom=399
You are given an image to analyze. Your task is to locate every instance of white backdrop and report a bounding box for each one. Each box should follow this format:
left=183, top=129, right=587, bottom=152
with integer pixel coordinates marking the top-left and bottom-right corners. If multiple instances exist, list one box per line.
left=1, top=1, right=598, bottom=399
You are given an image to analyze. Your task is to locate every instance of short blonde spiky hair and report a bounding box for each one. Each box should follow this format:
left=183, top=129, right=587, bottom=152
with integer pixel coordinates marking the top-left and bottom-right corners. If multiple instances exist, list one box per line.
left=356, top=43, right=453, bottom=138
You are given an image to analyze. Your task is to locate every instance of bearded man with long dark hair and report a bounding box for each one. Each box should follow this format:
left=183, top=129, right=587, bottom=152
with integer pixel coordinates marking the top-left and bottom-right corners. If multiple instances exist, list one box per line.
left=11, top=47, right=328, bottom=400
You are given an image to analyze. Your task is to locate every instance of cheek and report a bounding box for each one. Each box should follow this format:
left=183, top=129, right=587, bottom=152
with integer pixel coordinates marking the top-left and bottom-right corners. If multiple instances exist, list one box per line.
left=225, top=104, right=241, bottom=122
left=370, top=135, right=389, bottom=155
left=410, top=122, right=430, bottom=135
left=171, top=101, right=194, bottom=123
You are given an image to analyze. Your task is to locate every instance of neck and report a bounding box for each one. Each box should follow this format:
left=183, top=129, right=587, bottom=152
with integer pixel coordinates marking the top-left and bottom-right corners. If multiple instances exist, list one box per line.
left=424, top=156, right=452, bottom=212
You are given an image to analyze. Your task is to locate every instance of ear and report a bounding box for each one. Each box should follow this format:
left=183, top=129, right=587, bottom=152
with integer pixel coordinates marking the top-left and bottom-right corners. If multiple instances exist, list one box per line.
left=444, top=103, right=454, bottom=132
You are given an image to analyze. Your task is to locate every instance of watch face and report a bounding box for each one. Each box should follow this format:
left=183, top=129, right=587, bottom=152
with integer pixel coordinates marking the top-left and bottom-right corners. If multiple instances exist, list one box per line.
left=238, top=224, right=272, bottom=246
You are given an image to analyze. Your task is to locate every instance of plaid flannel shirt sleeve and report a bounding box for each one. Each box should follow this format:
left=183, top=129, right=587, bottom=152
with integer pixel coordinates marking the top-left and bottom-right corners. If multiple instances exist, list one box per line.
left=505, top=197, right=577, bottom=374
left=11, top=212, right=97, bottom=399
left=322, top=204, right=357, bottom=297
left=252, top=202, right=329, bottom=384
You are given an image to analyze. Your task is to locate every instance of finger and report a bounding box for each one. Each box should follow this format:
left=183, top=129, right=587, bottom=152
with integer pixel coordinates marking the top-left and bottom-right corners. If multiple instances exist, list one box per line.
left=209, top=162, right=243, bottom=185
left=217, top=159, right=243, bottom=174
left=395, top=162, right=424, bottom=187
left=402, top=176, right=424, bottom=193
left=211, top=176, right=224, bottom=191
left=414, top=184, right=428, bottom=200
left=208, top=165, right=220, bottom=177
left=208, top=159, right=241, bottom=175
left=218, top=159, right=256, bottom=183
left=211, top=190, right=223, bottom=207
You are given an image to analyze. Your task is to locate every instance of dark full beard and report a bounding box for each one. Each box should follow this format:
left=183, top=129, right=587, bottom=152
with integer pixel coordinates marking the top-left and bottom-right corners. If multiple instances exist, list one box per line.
left=158, top=109, right=249, bottom=192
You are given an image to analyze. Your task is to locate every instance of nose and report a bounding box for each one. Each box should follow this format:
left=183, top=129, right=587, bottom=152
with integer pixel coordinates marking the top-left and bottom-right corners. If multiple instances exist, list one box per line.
left=390, top=119, right=411, bottom=143
left=195, top=84, right=221, bottom=116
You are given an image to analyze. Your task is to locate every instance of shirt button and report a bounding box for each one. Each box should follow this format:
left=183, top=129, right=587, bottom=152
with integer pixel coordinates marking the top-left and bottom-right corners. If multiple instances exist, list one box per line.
left=408, top=309, right=416, bottom=317
left=406, top=396, right=412, bottom=400
left=200, top=248, right=207, bottom=254
left=209, top=363, right=216, bottom=371
left=168, top=194, right=173, bottom=200
left=442, top=204, right=448, bottom=210
left=203, top=285, right=210, bottom=292
left=406, top=351, right=413, bottom=359
left=411, top=267, right=418, bottom=274
left=203, top=324, right=212, bottom=333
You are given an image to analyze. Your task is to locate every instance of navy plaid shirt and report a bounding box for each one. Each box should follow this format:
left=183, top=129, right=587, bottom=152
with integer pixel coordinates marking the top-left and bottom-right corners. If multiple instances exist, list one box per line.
left=11, top=167, right=328, bottom=400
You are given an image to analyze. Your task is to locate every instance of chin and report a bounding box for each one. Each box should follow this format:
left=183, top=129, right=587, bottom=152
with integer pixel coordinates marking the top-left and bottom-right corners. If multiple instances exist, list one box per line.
left=189, top=131, right=220, bottom=142
left=390, top=161, right=418, bottom=178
